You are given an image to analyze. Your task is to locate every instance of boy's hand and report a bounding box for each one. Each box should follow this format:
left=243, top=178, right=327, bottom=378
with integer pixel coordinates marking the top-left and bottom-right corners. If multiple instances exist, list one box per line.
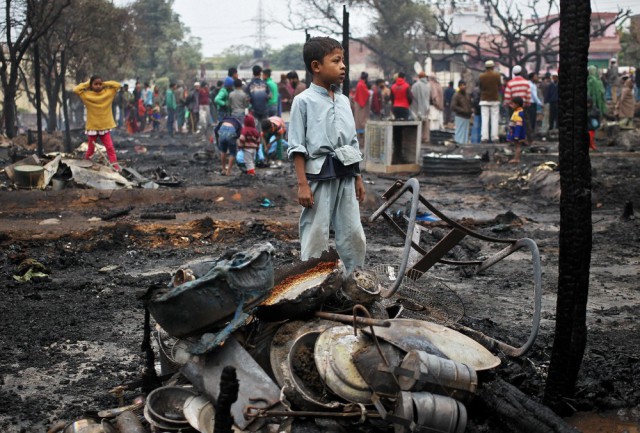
left=298, top=183, right=314, bottom=208
left=355, top=176, right=366, bottom=203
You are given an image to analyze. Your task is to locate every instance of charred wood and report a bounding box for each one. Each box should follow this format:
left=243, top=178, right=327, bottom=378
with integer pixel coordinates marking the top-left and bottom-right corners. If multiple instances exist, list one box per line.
left=478, top=378, right=579, bottom=433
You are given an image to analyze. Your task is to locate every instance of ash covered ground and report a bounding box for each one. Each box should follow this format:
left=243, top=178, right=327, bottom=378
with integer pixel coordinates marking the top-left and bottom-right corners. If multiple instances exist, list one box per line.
left=0, top=129, right=638, bottom=432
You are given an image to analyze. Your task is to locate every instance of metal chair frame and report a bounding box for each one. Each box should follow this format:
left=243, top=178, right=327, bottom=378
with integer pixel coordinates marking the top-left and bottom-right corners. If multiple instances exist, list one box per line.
left=369, top=178, right=542, bottom=357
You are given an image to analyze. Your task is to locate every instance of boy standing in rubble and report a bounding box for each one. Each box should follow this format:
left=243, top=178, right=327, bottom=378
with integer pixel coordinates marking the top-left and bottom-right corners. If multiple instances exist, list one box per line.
left=287, top=37, right=366, bottom=275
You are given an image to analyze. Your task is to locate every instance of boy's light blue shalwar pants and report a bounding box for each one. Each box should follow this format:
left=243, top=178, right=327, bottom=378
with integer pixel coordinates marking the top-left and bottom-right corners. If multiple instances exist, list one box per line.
left=299, top=176, right=366, bottom=275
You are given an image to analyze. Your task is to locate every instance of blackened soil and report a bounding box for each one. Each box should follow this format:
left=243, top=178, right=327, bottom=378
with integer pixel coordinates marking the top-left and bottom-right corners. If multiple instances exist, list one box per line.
left=1, top=129, right=639, bottom=432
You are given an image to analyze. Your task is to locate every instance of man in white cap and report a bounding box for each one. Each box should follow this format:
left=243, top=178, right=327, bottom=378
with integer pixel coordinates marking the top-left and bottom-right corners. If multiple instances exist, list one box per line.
left=479, top=59, right=502, bottom=143
left=504, top=65, right=531, bottom=116
left=504, top=65, right=531, bottom=147
left=606, top=58, right=620, bottom=104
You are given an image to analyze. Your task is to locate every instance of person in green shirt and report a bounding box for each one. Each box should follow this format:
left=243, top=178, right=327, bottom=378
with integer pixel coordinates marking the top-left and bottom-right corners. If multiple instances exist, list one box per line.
left=215, top=77, right=234, bottom=118
left=165, top=82, right=177, bottom=136
left=263, top=68, right=279, bottom=117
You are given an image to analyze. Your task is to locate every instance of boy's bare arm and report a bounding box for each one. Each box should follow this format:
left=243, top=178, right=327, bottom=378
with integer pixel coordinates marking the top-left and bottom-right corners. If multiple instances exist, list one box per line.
left=293, top=153, right=313, bottom=208
left=355, top=175, right=366, bottom=203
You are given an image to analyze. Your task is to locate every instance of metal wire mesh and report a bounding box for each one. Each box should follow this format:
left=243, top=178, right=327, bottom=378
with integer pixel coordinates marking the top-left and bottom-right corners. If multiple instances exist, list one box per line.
left=154, top=327, right=193, bottom=372
left=372, top=264, right=465, bottom=325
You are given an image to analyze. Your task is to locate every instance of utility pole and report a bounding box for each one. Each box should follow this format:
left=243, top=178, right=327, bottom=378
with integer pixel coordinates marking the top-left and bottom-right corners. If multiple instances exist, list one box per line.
left=255, top=0, right=267, bottom=55
left=342, top=5, right=350, bottom=95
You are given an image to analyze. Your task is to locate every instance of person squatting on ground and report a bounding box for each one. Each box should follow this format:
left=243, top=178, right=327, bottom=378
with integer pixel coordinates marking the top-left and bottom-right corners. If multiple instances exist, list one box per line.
left=238, top=114, right=261, bottom=176
left=73, top=75, right=122, bottom=171
left=287, top=36, right=366, bottom=275
left=507, top=96, right=526, bottom=164
left=261, top=116, right=288, bottom=161
left=214, top=115, right=242, bottom=176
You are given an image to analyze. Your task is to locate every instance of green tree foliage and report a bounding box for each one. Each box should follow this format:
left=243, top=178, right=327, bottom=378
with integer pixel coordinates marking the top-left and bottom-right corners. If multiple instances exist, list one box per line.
left=32, top=0, right=131, bottom=131
left=128, top=0, right=201, bottom=82
left=619, top=20, right=640, bottom=66
left=0, top=0, right=71, bottom=137
left=283, top=0, right=436, bottom=76
left=368, top=0, right=436, bottom=75
left=269, top=43, right=305, bottom=70
left=209, top=45, right=254, bottom=71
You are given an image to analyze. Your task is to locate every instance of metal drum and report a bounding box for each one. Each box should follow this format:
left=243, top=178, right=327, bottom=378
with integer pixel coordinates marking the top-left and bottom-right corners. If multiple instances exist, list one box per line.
left=397, top=350, right=478, bottom=402
left=394, top=391, right=467, bottom=433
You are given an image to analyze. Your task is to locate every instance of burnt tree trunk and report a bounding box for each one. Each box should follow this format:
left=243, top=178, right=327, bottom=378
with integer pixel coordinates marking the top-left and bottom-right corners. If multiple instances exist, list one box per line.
left=479, top=378, right=580, bottom=433
left=544, top=0, right=592, bottom=414
left=61, top=51, right=72, bottom=152
left=2, top=72, right=19, bottom=138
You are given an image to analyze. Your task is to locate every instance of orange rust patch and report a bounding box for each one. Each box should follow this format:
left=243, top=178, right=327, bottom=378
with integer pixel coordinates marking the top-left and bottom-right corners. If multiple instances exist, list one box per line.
left=263, top=261, right=337, bottom=306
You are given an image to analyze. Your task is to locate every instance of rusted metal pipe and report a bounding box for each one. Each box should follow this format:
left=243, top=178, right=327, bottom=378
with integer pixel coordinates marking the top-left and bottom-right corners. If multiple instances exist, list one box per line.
left=245, top=406, right=381, bottom=419
left=314, top=311, right=391, bottom=327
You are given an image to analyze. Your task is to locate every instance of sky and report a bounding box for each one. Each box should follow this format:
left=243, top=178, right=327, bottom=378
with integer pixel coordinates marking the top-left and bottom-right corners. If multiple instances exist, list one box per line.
left=117, top=0, right=639, bottom=57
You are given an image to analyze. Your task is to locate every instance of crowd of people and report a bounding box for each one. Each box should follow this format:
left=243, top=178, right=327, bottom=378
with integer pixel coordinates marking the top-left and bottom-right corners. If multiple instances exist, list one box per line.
left=79, top=55, right=637, bottom=173
left=349, top=57, right=637, bottom=164
left=94, top=66, right=307, bottom=175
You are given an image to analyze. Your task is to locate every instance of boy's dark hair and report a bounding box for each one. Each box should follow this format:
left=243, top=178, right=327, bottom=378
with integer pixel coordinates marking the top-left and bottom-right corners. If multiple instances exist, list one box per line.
left=303, top=37, right=343, bottom=73
left=397, top=72, right=406, bottom=79
left=263, top=68, right=272, bottom=77
left=234, top=79, right=243, bottom=88
left=169, top=82, right=175, bottom=87
left=512, top=96, right=524, bottom=107
left=252, top=65, right=263, bottom=76
left=287, top=71, right=299, bottom=80
left=458, top=80, right=466, bottom=86
left=217, top=80, right=223, bottom=87
left=448, top=81, right=454, bottom=87
left=228, top=67, right=237, bottom=77
left=375, top=79, right=385, bottom=85
left=528, top=72, right=537, bottom=80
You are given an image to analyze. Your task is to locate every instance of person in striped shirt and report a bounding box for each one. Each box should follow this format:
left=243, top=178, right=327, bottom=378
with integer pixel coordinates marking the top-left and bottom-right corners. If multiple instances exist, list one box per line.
left=504, top=66, right=531, bottom=121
